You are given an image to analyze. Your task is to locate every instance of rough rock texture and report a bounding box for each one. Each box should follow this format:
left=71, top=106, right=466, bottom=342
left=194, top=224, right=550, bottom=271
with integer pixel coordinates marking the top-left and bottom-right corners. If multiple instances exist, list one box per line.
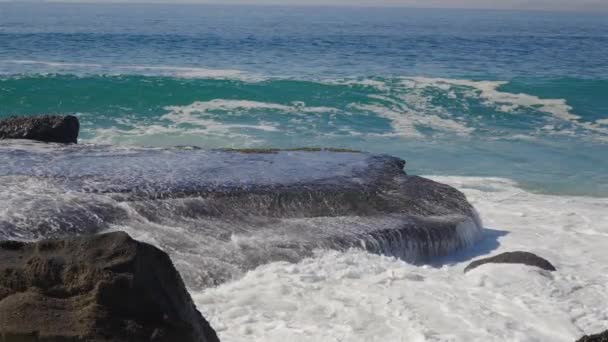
left=0, top=231, right=220, bottom=342
left=575, top=331, right=608, bottom=342
left=464, top=251, right=556, bottom=273
left=0, top=143, right=483, bottom=288
left=0, top=115, right=79, bottom=144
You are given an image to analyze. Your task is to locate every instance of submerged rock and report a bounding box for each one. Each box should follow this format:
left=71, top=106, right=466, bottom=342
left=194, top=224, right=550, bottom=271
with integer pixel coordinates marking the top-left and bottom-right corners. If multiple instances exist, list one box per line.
left=0, top=115, right=79, bottom=144
left=0, top=142, right=483, bottom=288
left=576, top=331, right=608, bottom=342
left=464, top=251, right=556, bottom=273
left=0, top=231, right=220, bottom=342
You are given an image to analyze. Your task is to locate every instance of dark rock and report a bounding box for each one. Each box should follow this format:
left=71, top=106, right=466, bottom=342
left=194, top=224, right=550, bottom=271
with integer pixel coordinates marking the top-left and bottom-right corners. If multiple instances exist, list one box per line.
left=0, top=231, right=220, bottom=342
left=0, top=115, right=79, bottom=144
left=576, top=330, right=608, bottom=342
left=464, top=251, right=556, bottom=273
left=0, top=144, right=483, bottom=288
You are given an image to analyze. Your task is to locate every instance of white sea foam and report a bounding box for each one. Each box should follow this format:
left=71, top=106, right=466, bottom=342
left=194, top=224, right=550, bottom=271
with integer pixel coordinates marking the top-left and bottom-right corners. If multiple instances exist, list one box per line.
left=329, top=78, right=391, bottom=91
left=346, top=79, right=476, bottom=137
left=80, top=99, right=333, bottom=145
left=330, top=76, right=608, bottom=140
left=351, top=102, right=474, bottom=138
left=160, top=100, right=338, bottom=132
left=84, top=123, right=266, bottom=147
left=194, top=176, right=608, bottom=342
left=405, top=77, right=581, bottom=121
left=1, top=59, right=251, bottom=80
left=405, top=77, right=608, bottom=138
left=78, top=99, right=342, bottom=146
left=164, top=99, right=338, bottom=120
left=3, top=59, right=103, bottom=68
left=329, top=78, right=473, bottom=137
left=116, top=65, right=246, bottom=79
left=596, top=118, right=608, bottom=125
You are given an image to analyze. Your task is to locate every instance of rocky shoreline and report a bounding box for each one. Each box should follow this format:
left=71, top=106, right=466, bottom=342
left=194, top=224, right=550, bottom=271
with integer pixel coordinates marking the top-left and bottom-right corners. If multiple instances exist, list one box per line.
left=0, top=116, right=604, bottom=341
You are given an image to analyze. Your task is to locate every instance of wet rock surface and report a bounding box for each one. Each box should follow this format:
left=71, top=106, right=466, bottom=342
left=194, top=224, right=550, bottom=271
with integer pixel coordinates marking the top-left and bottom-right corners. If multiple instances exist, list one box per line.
left=0, top=142, right=483, bottom=288
left=464, top=251, right=556, bottom=273
left=0, top=115, right=79, bottom=144
left=0, top=231, right=220, bottom=342
left=576, top=330, right=608, bottom=342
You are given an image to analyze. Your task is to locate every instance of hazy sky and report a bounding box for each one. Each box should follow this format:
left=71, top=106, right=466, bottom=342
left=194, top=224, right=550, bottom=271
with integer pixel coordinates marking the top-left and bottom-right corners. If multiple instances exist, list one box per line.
left=6, top=0, right=608, bottom=12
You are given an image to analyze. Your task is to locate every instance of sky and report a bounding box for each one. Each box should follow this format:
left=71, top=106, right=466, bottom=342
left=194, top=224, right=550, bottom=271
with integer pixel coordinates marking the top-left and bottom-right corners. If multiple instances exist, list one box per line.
left=4, top=0, right=608, bottom=12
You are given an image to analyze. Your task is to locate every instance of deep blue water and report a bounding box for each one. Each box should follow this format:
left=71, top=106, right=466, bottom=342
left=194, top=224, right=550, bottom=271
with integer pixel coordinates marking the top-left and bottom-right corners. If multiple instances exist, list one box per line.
left=1, top=3, right=607, bottom=196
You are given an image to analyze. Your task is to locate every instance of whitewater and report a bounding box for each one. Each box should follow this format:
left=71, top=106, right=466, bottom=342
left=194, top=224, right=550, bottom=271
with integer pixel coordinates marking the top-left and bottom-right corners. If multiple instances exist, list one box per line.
left=193, top=176, right=608, bottom=342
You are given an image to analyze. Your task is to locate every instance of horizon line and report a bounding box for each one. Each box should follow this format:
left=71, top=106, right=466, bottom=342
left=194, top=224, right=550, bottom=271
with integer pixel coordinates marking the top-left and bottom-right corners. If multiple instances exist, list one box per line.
left=2, top=0, right=608, bottom=14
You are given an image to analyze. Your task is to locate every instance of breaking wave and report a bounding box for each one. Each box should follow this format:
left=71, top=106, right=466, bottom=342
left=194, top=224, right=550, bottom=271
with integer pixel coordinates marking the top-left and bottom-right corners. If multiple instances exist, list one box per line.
left=1, top=73, right=607, bottom=196
left=1, top=73, right=606, bottom=143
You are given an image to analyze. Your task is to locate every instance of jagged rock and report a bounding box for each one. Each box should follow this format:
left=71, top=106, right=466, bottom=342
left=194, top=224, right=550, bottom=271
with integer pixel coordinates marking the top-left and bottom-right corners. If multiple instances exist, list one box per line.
left=0, top=231, right=220, bottom=342
left=464, top=251, right=556, bottom=273
left=575, top=330, right=608, bottom=342
left=0, top=115, right=79, bottom=144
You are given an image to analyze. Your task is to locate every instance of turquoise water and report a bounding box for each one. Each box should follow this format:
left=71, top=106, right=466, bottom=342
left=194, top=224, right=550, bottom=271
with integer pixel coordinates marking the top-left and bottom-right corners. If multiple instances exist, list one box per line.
left=1, top=4, right=607, bottom=196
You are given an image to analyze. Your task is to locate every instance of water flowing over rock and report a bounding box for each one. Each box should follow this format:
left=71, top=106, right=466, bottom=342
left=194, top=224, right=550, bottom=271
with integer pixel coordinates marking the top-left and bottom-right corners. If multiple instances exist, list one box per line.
left=0, top=115, right=79, bottom=144
left=464, top=251, right=556, bottom=273
left=0, top=231, right=220, bottom=342
left=0, top=141, right=483, bottom=289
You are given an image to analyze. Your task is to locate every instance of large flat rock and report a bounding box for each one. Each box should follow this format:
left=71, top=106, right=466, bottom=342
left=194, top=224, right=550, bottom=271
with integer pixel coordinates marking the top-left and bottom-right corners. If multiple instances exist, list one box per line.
left=0, top=141, right=483, bottom=288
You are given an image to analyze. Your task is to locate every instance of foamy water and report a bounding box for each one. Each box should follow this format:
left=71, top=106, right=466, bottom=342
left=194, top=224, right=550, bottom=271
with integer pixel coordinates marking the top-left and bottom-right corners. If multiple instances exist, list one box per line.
left=194, top=176, right=608, bottom=342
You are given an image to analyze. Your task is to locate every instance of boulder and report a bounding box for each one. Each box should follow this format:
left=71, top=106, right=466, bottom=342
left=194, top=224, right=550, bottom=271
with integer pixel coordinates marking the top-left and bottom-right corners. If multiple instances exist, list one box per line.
left=464, top=251, right=556, bottom=273
left=0, top=115, right=79, bottom=144
left=0, top=231, right=220, bottom=342
left=576, top=331, right=608, bottom=342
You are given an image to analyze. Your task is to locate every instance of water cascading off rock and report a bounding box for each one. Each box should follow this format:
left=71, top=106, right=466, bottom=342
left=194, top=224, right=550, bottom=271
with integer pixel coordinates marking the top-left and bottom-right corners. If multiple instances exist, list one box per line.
left=0, top=141, right=484, bottom=289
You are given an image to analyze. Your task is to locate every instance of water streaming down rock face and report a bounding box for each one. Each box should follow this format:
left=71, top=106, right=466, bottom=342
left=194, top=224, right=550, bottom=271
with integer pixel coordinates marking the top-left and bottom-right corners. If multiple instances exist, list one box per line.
left=0, top=141, right=483, bottom=289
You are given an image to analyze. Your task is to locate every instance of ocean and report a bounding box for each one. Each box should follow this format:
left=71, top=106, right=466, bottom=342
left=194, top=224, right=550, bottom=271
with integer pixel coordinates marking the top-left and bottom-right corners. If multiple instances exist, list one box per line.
left=1, top=3, right=607, bottom=341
